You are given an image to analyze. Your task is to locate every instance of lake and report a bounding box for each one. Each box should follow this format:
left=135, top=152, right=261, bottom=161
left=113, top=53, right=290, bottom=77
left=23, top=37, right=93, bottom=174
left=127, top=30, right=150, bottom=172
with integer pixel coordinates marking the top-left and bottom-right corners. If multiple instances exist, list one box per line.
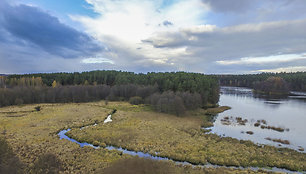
left=211, top=86, right=306, bottom=152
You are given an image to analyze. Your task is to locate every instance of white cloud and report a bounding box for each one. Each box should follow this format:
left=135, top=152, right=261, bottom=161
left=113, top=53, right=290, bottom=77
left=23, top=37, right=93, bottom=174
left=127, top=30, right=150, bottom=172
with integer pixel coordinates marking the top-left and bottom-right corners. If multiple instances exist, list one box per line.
left=216, top=54, right=306, bottom=65
left=2, top=0, right=306, bottom=74
left=143, top=19, right=306, bottom=73
left=256, top=66, right=306, bottom=73
left=81, top=57, right=114, bottom=64
left=72, top=0, right=208, bottom=71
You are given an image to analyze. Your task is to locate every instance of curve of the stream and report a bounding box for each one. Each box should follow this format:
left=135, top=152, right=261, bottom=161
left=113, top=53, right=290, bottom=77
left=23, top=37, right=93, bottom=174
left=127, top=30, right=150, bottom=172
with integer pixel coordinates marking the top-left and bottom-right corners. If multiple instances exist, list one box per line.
left=58, top=113, right=304, bottom=174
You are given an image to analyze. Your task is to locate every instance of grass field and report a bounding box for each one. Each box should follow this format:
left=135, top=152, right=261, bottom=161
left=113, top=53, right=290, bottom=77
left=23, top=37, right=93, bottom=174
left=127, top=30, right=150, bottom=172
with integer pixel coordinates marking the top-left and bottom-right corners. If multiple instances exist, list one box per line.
left=0, top=101, right=305, bottom=173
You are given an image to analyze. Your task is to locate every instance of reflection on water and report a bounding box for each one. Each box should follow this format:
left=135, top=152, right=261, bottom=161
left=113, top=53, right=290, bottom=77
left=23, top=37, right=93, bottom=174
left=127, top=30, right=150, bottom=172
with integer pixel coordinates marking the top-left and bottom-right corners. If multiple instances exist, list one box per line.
left=212, top=86, right=306, bottom=152
left=58, top=124, right=301, bottom=173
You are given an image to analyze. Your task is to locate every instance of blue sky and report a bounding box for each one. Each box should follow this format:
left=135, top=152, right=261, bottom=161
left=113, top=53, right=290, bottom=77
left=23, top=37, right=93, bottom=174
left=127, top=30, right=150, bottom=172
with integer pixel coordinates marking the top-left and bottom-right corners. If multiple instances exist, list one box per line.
left=17, top=0, right=97, bottom=16
left=1, top=0, right=306, bottom=74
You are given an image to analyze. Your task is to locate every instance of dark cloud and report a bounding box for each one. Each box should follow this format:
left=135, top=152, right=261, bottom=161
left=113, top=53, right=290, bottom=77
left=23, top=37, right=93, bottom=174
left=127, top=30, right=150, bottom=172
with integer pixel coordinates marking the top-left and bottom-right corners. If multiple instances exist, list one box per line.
left=202, top=0, right=306, bottom=14
left=143, top=19, right=306, bottom=73
left=1, top=0, right=306, bottom=74
left=202, top=0, right=306, bottom=27
left=145, top=20, right=306, bottom=60
left=0, top=0, right=103, bottom=58
left=202, top=0, right=254, bottom=13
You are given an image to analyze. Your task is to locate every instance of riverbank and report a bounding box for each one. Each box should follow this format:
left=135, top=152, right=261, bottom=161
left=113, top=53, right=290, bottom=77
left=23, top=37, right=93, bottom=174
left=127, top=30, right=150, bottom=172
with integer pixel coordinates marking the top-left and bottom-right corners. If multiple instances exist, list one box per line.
left=59, top=115, right=301, bottom=173
left=67, top=102, right=305, bottom=172
left=0, top=101, right=305, bottom=173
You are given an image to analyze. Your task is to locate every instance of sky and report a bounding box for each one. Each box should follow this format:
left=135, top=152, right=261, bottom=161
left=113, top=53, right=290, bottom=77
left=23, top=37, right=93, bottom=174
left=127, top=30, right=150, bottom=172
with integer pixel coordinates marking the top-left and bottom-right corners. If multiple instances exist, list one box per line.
left=1, top=0, right=306, bottom=74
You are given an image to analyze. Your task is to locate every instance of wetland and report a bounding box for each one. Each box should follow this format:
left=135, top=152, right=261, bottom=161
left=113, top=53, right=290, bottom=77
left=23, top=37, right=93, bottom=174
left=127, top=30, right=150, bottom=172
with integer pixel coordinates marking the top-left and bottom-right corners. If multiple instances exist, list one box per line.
left=0, top=89, right=305, bottom=173
left=211, top=87, right=306, bottom=152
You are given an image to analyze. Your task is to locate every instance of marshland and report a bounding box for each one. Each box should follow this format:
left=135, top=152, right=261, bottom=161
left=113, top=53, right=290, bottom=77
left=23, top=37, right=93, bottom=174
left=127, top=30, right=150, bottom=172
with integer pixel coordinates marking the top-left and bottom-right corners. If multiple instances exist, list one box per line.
left=2, top=0, right=306, bottom=173
left=0, top=71, right=306, bottom=174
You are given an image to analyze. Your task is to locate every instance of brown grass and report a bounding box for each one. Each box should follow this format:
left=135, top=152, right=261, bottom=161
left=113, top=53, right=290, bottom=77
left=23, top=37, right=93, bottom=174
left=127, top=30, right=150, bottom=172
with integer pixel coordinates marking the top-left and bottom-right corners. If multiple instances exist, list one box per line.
left=265, top=138, right=290, bottom=145
left=0, top=101, right=304, bottom=173
left=68, top=103, right=306, bottom=171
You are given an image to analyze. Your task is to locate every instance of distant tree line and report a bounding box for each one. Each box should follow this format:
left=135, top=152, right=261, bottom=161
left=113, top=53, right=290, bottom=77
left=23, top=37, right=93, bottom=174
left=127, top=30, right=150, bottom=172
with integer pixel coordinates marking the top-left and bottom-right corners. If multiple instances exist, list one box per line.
left=253, top=76, right=290, bottom=94
left=0, top=76, right=6, bottom=88
left=2, top=76, right=43, bottom=87
left=1, top=71, right=219, bottom=115
left=0, top=85, right=207, bottom=116
left=0, top=71, right=220, bottom=115
left=217, top=72, right=306, bottom=92
left=6, top=71, right=219, bottom=104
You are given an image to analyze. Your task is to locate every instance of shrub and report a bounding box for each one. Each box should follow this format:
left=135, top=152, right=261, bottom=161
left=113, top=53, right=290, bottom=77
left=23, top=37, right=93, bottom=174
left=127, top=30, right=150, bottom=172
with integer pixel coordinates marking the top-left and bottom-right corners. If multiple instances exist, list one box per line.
left=35, top=106, right=41, bottom=111
left=129, top=96, right=144, bottom=105
left=148, top=91, right=186, bottom=116
left=103, top=157, right=175, bottom=174
left=0, top=137, right=24, bottom=174
left=31, top=153, right=63, bottom=174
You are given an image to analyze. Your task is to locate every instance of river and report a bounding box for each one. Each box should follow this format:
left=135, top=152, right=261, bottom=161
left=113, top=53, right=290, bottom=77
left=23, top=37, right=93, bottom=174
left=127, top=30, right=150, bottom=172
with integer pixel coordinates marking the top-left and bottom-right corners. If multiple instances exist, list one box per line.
left=58, top=95, right=306, bottom=173
left=211, top=86, right=306, bottom=152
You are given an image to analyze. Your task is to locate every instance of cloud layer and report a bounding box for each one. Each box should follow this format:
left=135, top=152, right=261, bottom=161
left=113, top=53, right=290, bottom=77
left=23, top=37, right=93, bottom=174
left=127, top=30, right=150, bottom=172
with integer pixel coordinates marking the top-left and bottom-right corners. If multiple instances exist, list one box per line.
left=0, top=0, right=103, bottom=73
left=145, top=19, right=306, bottom=62
left=1, top=0, right=306, bottom=74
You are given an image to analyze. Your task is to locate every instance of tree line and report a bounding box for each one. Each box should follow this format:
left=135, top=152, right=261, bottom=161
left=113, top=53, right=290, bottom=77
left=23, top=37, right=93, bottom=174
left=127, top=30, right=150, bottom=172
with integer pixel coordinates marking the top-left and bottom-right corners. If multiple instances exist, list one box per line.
left=6, top=71, right=219, bottom=103
left=1, top=71, right=220, bottom=115
left=0, top=76, right=6, bottom=88
left=217, top=72, right=306, bottom=92
left=253, top=76, right=290, bottom=94
left=0, top=85, right=208, bottom=116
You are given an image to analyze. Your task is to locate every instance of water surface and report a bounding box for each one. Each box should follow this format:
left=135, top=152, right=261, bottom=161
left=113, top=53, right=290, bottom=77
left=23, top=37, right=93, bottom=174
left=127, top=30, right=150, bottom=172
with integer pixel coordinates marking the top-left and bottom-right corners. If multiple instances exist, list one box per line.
left=57, top=106, right=304, bottom=173
left=211, top=86, right=306, bottom=152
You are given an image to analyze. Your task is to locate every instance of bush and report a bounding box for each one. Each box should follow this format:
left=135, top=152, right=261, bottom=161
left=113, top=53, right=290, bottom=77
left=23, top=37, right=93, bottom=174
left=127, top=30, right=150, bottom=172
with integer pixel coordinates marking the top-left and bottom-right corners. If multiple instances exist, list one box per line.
left=147, top=91, right=186, bottom=116
left=129, top=96, right=144, bottom=105
left=0, top=137, right=24, bottom=174
left=31, top=153, right=63, bottom=174
left=35, top=106, right=41, bottom=111
left=103, top=157, right=175, bottom=174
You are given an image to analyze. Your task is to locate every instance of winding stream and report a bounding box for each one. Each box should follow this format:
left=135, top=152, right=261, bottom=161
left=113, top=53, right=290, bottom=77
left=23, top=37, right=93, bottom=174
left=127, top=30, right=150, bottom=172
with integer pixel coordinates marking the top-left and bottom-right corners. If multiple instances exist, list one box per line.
left=58, top=113, right=304, bottom=173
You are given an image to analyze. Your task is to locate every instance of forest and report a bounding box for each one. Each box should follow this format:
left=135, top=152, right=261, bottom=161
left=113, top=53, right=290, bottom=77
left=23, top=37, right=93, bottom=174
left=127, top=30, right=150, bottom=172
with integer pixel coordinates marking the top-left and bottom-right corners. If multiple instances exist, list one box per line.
left=0, top=71, right=219, bottom=115
left=2, top=71, right=306, bottom=112
left=217, top=72, right=306, bottom=91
